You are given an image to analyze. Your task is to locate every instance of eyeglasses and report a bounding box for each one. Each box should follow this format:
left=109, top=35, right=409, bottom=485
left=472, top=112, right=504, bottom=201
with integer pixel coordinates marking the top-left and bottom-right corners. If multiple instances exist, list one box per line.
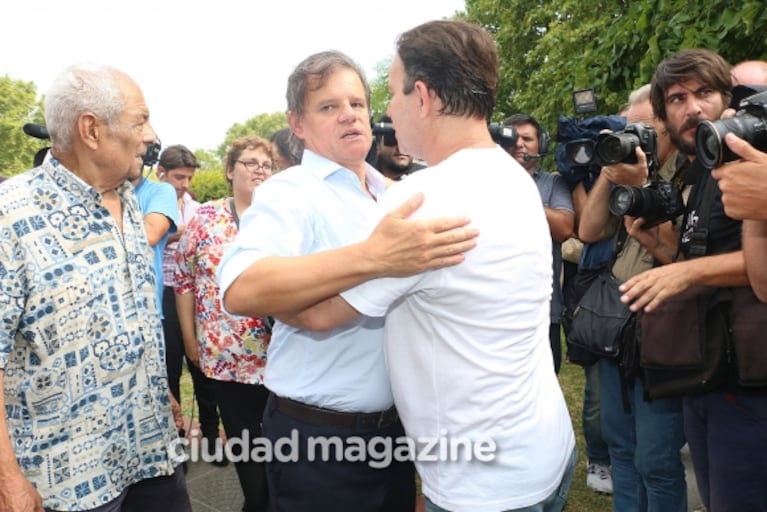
left=236, top=160, right=273, bottom=172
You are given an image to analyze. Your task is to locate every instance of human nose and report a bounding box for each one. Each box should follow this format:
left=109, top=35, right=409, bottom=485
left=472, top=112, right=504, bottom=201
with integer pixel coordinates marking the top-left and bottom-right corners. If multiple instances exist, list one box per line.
left=685, top=97, right=703, bottom=118
left=144, top=122, right=157, bottom=144
left=338, top=102, right=359, bottom=123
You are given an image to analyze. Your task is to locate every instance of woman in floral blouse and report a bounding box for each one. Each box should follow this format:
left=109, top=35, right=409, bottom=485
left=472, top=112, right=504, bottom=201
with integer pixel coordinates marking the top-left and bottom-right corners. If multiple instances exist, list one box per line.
left=175, top=135, right=274, bottom=512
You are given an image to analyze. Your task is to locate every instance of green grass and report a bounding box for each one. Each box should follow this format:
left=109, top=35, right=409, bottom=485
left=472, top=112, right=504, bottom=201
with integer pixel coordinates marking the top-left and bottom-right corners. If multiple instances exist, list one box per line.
left=557, top=337, right=613, bottom=511
left=178, top=366, right=195, bottom=419
left=178, top=338, right=613, bottom=510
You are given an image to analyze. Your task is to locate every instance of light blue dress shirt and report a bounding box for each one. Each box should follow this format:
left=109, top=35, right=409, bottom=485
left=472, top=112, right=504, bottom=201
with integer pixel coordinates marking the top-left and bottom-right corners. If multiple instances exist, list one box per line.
left=218, top=150, right=393, bottom=413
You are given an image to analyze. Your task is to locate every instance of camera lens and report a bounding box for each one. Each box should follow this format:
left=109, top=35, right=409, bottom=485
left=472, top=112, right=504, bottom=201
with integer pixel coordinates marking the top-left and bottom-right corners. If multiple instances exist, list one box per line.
left=596, top=133, right=639, bottom=165
left=696, top=116, right=767, bottom=168
left=565, top=140, right=595, bottom=166
left=695, top=121, right=725, bottom=168
left=608, top=185, right=636, bottom=216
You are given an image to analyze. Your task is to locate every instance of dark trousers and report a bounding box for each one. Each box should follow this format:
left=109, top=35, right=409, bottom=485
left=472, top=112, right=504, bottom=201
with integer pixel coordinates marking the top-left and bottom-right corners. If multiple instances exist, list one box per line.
left=162, top=285, right=220, bottom=440
left=214, top=380, right=270, bottom=512
left=47, top=468, right=190, bottom=512
left=549, top=322, right=562, bottom=374
left=262, top=394, right=415, bottom=512
left=684, top=391, right=767, bottom=512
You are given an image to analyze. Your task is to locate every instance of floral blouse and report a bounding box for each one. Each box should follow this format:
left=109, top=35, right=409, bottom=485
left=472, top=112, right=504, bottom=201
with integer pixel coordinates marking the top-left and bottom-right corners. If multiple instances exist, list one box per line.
left=174, top=198, right=269, bottom=384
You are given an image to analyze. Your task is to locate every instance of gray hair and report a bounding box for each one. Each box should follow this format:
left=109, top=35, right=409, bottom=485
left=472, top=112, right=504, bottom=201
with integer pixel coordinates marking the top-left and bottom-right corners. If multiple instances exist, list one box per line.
left=285, top=50, right=370, bottom=117
left=44, top=63, right=127, bottom=153
left=628, top=83, right=652, bottom=106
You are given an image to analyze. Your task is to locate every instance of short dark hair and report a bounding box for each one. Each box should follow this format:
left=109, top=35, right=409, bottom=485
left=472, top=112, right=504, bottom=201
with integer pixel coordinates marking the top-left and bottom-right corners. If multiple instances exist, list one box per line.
left=158, top=144, right=199, bottom=172
left=503, top=113, right=542, bottom=138
left=396, top=20, right=498, bottom=121
left=286, top=50, right=370, bottom=117
left=270, top=127, right=301, bottom=167
left=651, top=48, right=732, bottom=122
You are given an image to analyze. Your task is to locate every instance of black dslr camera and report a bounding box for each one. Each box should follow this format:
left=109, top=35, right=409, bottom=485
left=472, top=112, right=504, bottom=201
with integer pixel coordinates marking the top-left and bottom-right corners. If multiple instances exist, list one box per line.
left=695, top=89, right=767, bottom=168
left=604, top=123, right=683, bottom=229
left=594, top=122, right=660, bottom=170
left=143, top=139, right=162, bottom=167
left=488, top=122, right=518, bottom=148
left=565, top=122, right=658, bottom=171
left=608, top=180, right=685, bottom=229
left=371, top=121, right=396, bottom=146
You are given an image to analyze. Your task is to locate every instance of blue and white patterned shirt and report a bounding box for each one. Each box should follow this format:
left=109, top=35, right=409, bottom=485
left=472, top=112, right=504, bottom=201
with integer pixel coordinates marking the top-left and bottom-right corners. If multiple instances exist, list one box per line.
left=0, top=159, right=179, bottom=510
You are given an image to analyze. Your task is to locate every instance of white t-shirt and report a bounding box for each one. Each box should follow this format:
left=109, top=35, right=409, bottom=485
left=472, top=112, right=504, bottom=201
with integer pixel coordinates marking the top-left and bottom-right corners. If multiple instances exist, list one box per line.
left=342, top=146, right=575, bottom=511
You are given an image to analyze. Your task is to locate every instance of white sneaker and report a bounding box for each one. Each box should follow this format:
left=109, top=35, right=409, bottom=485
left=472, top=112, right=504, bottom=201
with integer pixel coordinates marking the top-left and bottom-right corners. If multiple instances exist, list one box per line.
left=586, top=462, right=613, bottom=494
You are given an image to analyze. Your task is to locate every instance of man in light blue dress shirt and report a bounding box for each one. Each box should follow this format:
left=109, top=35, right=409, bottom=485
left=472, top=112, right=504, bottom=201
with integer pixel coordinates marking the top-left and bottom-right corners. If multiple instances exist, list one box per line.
left=217, top=50, right=478, bottom=512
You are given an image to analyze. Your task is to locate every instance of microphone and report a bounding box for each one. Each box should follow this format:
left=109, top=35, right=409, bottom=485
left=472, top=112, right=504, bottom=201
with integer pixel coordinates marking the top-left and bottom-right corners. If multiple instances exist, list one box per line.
left=522, top=153, right=544, bottom=161
left=23, top=123, right=50, bottom=140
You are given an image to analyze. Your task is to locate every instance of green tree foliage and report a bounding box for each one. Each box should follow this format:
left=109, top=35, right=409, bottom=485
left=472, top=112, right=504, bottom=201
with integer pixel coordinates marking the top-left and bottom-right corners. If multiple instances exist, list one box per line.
left=190, top=168, right=230, bottom=204
left=0, top=76, right=46, bottom=176
left=463, top=0, right=767, bottom=150
left=218, top=111, right=288, bottom=157
left=369, top=58, right=393, bottom=121
left=205, top=113, right=290, bottom=203
left=194, top=149, right=223, bottom=172
left=189, top=149, right=229, bottom=203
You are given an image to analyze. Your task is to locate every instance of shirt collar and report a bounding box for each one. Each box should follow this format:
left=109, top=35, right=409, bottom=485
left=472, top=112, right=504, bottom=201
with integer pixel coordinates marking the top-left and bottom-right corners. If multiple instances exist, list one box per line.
left=45, top=156, right=132, bottom=202
left=301, top=149, right=387, bottom=198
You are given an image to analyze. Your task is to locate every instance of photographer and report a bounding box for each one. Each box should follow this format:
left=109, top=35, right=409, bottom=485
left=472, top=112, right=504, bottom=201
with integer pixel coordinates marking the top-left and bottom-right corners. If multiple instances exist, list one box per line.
left=712, top=133, right=767, bottom=301
left=578, top=84, right=687, bottom=512
left=373, top=114, right=421, bottom=181
left=711, top=59, right=767, bottom=302
left=619, top=49, right=767, bottom=512
left=557, top=112, right=627, bottom=496
left=503, top=113, right=574, bottom=374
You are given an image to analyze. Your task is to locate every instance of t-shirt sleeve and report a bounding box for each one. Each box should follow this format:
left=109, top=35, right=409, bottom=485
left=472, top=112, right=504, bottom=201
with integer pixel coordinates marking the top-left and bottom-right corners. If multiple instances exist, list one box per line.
left=548, top=174, right=575, bottom=213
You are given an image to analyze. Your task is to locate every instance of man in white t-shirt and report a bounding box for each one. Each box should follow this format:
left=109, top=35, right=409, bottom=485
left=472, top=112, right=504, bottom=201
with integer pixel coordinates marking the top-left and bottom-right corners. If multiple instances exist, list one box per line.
left=284, top=20, right=576, bottom=512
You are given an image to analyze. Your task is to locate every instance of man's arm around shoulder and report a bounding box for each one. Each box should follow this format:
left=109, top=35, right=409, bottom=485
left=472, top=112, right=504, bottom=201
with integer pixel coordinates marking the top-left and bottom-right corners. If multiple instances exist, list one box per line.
left=222, top=193, right=479, bottom=318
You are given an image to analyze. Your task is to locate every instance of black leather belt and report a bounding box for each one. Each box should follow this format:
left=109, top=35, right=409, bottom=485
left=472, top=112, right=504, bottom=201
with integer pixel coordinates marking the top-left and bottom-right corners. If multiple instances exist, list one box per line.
left=272, top=394, right=398, bottom=430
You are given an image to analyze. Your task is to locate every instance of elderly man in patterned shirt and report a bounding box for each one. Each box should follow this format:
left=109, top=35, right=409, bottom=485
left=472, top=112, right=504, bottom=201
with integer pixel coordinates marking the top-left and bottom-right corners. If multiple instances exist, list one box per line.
left=0, top=64, right=190, bottom=511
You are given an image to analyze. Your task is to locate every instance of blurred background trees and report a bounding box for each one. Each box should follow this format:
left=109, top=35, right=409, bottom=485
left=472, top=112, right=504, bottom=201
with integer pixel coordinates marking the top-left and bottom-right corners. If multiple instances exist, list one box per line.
left=2, top=0, right=766, bottom=187
left=0, top=76, right=46, bottom=176
left=461, top=0, right=767, bottom=133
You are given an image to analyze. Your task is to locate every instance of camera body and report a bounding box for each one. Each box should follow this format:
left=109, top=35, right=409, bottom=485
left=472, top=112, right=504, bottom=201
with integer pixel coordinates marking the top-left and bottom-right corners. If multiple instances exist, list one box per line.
left=371, top=122, right=396, bottom=147
left=564, top=122, right=658, bottom=174
left=488, top=122, right=518, bottom=148
left=695, top=89, right=767, bottom=168
left=142, top=139, right=162, bottom=168
left=602, top=123, right=677, bottom=229
left=608, top=180, right=685, bottom=229
left=595, top=122, right=659, bottom=170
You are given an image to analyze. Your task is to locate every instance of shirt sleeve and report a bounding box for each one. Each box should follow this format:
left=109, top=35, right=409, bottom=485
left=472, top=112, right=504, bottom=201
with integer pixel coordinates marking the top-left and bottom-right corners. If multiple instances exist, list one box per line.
left=0, top=235, right=24, bottom=369
left=175, top=207, right=205, bottom=295
left=548, top=174, right=575, bottom=213
left=217, top=177, right=313, bottom=299
left=341, top=273, right=423, bottom=317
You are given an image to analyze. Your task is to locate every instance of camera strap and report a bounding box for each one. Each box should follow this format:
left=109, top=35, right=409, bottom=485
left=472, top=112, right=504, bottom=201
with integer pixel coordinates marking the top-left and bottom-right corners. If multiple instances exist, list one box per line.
left=229, top=198, right=240, bottom=229
left=683, top=170, right=718, bottom=259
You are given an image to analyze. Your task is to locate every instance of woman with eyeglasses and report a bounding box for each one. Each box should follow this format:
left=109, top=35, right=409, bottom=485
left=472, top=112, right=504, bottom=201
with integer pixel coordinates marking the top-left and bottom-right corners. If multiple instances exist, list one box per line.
left=174, top=135, right=274, bottom=512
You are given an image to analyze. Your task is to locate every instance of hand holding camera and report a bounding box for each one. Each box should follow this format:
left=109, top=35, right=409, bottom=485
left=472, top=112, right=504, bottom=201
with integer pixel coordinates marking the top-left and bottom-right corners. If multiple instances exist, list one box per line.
left=600, top=123, right=684, bottom=229
left=711, top=133, right=767, bottom=220
left=601, top=147, right=649, bottom=187
left=696, top=89, right=767, bottom=168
